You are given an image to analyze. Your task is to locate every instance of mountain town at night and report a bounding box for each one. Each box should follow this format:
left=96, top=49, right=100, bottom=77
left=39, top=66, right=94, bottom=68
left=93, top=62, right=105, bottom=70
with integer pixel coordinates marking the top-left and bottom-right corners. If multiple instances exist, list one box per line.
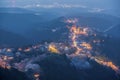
left=0, top=0, right=120, bottom=80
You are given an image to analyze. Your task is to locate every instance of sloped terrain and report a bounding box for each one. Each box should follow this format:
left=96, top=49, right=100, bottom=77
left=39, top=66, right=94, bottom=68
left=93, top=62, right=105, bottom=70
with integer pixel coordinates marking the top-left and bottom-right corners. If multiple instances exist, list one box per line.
left=0, top=29, right=31, bottom=47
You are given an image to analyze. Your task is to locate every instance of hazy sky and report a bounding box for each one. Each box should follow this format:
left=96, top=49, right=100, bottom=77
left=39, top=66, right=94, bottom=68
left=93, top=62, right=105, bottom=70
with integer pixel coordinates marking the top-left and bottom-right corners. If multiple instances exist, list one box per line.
left=0, top=0, right=119, bottom=8
left=0, top=0, right=120, bottom=16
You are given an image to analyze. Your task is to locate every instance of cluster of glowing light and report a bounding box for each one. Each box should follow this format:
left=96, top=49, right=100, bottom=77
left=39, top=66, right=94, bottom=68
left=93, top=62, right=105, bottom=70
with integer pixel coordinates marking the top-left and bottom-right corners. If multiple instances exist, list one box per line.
left=70, top=26, right=81, bottom=54
left=93, top=57, right=120, bottom=74
left=0, top=58, right=11, bottom=69
left=68, top=25, right=120, bottom=74
left=69, top=25, right=89, bottom=54
left=81, top=42, right=92, bottom=50
left=0, top=20, right=119, bottom=77
left=70, top=25, right=88, bottom=35
left=48, top=44, right=60, bottom=53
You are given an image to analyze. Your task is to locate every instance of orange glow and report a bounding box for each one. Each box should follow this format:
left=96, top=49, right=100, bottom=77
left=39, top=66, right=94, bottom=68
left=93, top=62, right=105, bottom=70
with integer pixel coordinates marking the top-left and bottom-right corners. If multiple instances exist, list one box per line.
left=81, top=42, right=92, bottom=50
left=70, top=25, right=88, bottom=35
left=93, top=57, right=120, bottom=74
left=48, top=44, right=59, bottom=53
left=69, top=25, right=89, bottom=54
left=69, top=25, right=120, bottom=74
left=70, top=26, right=89, bottom=54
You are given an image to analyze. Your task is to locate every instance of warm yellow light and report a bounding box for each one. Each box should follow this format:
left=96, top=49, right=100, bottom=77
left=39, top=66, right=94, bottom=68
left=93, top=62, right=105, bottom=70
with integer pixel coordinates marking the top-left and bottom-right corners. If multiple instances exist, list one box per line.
left=48, top=44, right=59, bottom=53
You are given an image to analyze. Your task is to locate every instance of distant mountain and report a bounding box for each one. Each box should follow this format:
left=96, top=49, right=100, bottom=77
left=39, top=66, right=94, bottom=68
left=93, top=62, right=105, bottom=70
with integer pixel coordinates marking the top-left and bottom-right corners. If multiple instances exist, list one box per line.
left=39, top=13, right=120, bottom=32
left=0, top=7, right=120, bottom=43
left=0, top=8, right=60, bottom=35
left=0, top=12, right=45, bottom=34
left=0, top=7, right=34, bottom=13
left=0, top=29, right=31, bottom=47
left=65, top=13, right=120, bottom=31
left=26, top=17, right=69, bottom=43
left=26, top=13, right=120, bottom=42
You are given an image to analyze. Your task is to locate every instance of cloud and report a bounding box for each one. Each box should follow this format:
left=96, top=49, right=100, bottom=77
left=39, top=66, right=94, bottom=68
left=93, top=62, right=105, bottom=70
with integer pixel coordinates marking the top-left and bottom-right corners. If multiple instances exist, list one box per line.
left=88, top=8, right=105, bottom=13
left=23, top=3, right=87, bottom=8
